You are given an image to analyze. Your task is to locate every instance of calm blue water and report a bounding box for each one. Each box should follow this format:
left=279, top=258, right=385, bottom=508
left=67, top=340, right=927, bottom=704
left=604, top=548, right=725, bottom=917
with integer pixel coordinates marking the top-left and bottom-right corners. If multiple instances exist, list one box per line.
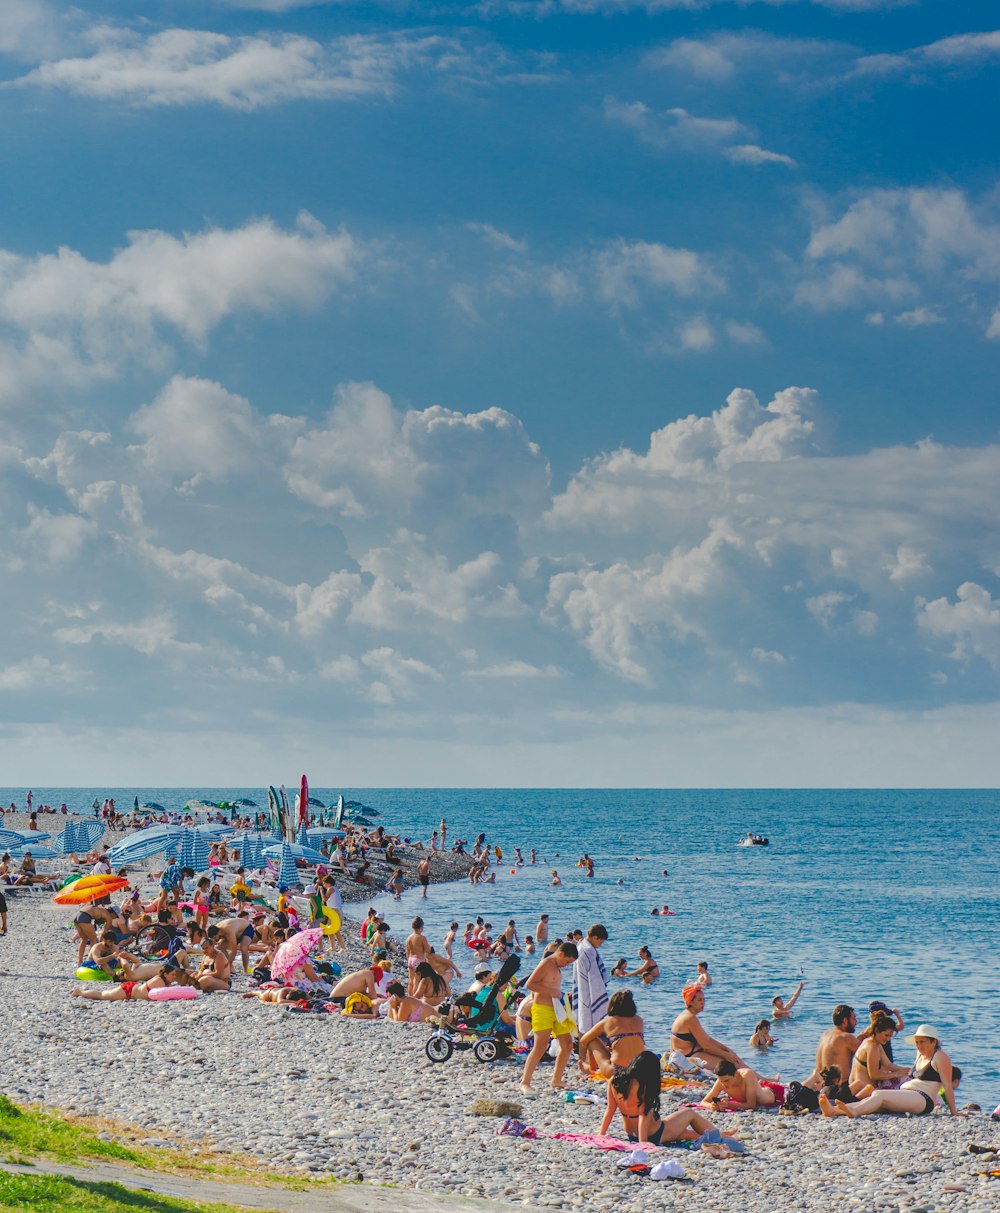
left=6, top=787, right=999, bottom=1107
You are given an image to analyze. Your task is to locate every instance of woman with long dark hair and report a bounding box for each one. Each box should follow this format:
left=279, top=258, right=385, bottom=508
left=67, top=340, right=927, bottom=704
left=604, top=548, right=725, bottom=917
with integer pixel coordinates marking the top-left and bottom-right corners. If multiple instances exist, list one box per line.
left=599, top=1051, right=732, bottom=1146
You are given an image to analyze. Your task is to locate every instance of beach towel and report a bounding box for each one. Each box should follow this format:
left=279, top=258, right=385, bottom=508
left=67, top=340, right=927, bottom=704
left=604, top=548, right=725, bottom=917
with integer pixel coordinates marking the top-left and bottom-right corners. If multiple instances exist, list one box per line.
left=548, top=1133, right=642, bottom=1151
left=571, top=939, right=608, bottom=1035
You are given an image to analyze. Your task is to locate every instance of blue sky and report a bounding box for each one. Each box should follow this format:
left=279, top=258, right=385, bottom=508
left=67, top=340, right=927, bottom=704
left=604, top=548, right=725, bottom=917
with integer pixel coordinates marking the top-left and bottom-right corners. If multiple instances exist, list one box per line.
left=0, top=0, right=998, bottom=786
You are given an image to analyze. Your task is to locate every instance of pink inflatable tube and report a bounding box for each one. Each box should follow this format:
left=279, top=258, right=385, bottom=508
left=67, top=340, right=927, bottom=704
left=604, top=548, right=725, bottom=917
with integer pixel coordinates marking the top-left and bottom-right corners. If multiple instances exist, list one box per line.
left=147, top=985, right=197, bottom=1001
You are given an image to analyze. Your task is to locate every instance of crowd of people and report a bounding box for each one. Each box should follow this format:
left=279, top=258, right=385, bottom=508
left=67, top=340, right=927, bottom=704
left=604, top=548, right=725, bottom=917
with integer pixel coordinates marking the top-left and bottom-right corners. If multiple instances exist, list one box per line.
left=5, top=797, right=971, bottom=1152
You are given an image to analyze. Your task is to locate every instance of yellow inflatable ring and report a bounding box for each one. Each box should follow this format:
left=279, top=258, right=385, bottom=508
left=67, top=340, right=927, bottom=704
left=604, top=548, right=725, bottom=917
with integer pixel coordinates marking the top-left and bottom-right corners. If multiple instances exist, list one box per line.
left=321, top=906, right=341, bottom=936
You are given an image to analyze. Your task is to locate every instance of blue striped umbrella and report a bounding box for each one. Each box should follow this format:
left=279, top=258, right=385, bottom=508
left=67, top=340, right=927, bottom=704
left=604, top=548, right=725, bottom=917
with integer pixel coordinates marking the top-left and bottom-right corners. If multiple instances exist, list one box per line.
left=263, top=842, right=327, bottom=865
left=5, top=843, right=57, bottom=859
left=297, top=823, right=312, bottom=847
left=251, top=834, right=267, bottom=869
left=73, top=821, right=106, bottom=849
left=54, top=822, right=79, bottom=855
left=0, top=827, right=51, bottom=845
left=274, top=843, right=300, bottom=890
left=107, top=825, right=185, bottom=868
left=187, top=831, right=210, bottom=871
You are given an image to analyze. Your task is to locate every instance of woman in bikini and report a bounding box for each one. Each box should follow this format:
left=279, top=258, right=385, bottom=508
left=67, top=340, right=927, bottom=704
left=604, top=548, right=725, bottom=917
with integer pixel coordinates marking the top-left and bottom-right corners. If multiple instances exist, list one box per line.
left=577, top=989, right=646, bottom=1079
left=412, top=961, right=449, bottom=1006
left=385, top=981, right=440, bottom=1023
left=71, top=966, right=196, bottom=1001
left=670, top=985, right=744, bottom=1073
left=196, top=940, right=233, bottom=992
left=821, top=1024, right=963, bottom=1118
left=600, top=1051, right=728, bottom=1147
left=191, top=877, right=211, bottom=932
left=848, top=1014, right=910, bottom=1095
left=625, top=947, right=659, bottom=984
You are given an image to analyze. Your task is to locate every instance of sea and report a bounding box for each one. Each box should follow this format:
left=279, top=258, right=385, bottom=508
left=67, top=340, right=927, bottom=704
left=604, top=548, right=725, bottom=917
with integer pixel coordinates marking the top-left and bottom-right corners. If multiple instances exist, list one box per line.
left=6, top=787, right=998, bottom=1108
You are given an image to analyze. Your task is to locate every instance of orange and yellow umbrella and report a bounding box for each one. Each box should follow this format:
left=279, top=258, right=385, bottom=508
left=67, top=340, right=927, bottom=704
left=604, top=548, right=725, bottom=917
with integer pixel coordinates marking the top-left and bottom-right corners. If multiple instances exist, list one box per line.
left=52, top=874, right=129, bottom=906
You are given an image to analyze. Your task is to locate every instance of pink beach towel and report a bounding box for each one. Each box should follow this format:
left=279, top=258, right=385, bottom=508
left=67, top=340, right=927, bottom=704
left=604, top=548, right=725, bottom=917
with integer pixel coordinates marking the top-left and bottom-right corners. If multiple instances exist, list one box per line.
left=548, top=1133, right=658, bottom=1152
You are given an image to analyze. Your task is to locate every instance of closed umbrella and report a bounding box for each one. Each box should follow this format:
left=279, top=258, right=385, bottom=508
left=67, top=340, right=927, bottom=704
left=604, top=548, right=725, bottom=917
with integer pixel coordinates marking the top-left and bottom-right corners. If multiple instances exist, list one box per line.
left=178, top=829, right=194, bottom=869
left=53, top=874, right=129, bottom=905
left=270, top=928, right=323, bottom=983
left=54, top=822, right=80, bottom=855
left=73, top=821, right=106, bottom=849
left=273, top=843, right=300, bottom=890
left=187, top=831, right=210, bottom=870
left=297, top=823, right=312, bottom=847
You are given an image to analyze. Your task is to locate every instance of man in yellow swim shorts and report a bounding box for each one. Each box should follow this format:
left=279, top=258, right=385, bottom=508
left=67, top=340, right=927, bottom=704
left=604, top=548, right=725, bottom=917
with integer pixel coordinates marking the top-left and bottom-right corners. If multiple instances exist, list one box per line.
left=520, top=941, right=578, bottom=1097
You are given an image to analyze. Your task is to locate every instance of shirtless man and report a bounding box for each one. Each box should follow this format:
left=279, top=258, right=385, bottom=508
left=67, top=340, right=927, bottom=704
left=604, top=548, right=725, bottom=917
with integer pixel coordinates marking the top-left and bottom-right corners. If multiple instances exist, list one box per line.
left=500, top=920, right=520, bottom=951
left=210, top=912, right=255, bottom=974
left=804, top=1004, right=860, bottom=1091
left=702, top=1060, right=785, bottom=1110
left=535, top=914, right=549, bottom=945
left=405, top=916, right=433, bottom=995
left=417, top=855, right=431, bottom=899
left=330, top=961, right=386, bottom=1006
left=772, top=980, right=805, bottom=1018
left=519, top=941, right=578, bottom=1096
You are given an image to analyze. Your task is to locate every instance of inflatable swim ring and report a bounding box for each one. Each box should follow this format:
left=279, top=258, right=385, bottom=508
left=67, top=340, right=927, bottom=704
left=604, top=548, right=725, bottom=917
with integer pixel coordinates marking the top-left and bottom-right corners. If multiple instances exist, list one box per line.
left=75, top=965, right=113, bottom=981
left=321, top=906, right=341, bottom=936
left=148, top=985, right=197, bottom=1001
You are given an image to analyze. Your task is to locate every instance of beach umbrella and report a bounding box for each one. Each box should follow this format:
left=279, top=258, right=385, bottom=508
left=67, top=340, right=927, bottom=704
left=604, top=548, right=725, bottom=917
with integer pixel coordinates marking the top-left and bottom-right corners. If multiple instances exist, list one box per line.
left=271, top=843, right=300, bottom=889
left=264, top=842, right=327, bottom=865
left=299, top=827, right=342, bottom=843
left=297, top=823, right=312, bottom=847
left=73, top=821, right=106, bottom=849
left=106, top=825, right=185, bottom=867
left=187, top=831, right=210, bottom=870
left=56, top=820, right=104, bottom=853
left=54, top=823, right=79, bottom=855
left=193, top=823, right=229, bottom=839
left=7, top=844, right=57, bottom=859
left=0, top=827, right=51, bottom=845
left=53, top=874, right=129, bottom=905
left=270, top=928, right=323, bottom=983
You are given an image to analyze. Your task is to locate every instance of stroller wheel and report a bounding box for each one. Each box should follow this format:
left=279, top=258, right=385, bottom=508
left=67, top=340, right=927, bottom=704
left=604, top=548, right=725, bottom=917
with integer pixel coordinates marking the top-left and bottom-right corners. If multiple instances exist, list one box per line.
left=426, top=1035, right=454, bottom=1063
left=474, top=1038, right=499, bottom=1063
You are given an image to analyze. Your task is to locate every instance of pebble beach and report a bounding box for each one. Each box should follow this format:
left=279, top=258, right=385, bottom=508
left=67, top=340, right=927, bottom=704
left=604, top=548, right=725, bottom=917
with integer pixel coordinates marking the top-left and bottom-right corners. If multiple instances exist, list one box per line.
left=2, top=812, right=998, bottom=1213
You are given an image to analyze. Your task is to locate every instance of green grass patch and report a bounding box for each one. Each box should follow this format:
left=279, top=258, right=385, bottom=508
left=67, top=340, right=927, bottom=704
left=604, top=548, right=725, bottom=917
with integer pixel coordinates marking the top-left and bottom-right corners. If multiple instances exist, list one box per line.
left=0, top=1098, right=143, bottom=1167
left=0, top=1171, right=251, bottom=1212
left=0, top=1098, right=345, bottom=1192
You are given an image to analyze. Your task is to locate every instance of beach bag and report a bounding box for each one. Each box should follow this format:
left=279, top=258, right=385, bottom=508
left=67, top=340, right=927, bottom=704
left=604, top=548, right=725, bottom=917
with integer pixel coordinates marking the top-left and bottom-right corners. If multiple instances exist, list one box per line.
left=782, top=1081, right=819, bottom=1114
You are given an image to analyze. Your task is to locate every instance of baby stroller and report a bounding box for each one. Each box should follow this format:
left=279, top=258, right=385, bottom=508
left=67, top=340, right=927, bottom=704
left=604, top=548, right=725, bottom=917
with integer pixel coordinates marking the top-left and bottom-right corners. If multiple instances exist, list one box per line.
left=425, top=954, right=520, bottom=1064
